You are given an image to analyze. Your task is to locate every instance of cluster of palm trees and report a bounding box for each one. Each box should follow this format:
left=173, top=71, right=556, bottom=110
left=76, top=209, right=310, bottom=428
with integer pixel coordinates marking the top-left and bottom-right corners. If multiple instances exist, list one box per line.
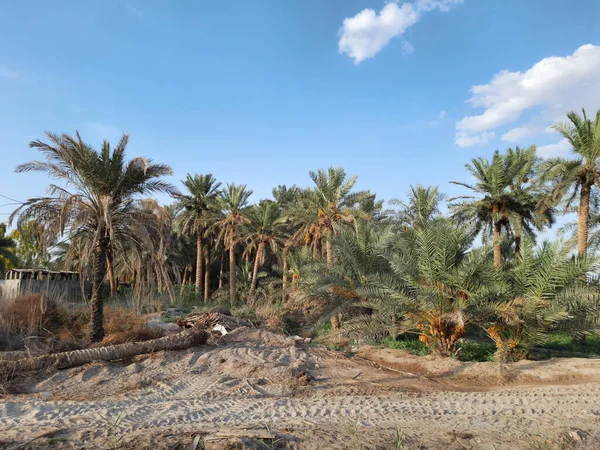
left=5, top=109, right=600, bottom=349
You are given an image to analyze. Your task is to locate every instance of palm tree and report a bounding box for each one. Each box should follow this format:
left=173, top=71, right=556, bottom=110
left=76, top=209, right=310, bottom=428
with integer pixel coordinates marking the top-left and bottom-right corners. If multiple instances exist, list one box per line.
left=450, top=150, right=535, bottom=267
left=272, top=184, right=300, bottom=210
left=504, top=146, right=554, bottom=259
left=216, top=183, right=252, bottom=304
left=244, top=202, right=288, bottom=298
left=483, top=239, right=600, bottom=361
left=303, top=218, right=394, bottom=331
left=540, top=109, right=600, bottom=257
left=296, top=167, right=368, bottom=265
left=389, top=185, right=446, bottom=229
left=174, top=174, right=221, bottom=296
left=11, top=132, right=175, bottom=342
left=366, top=219, right=496, bottom=356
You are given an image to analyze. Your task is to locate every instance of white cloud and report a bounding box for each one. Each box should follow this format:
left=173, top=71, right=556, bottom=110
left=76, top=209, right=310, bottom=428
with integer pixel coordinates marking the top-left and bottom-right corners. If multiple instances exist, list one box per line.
left=501, top=124, right=541, bottom=142
left=126, top=4, right=143, bottom=18
left=455, top=44, right=600, bottom=147
left=0, top=65, right=27, bottom=81
left=455, top=131, right=495, bottom=147
left=537, top=139, right=572, bottom=158
left=439, top=110, right=446, bottom=120
left=401, top=41, right=415, bottom=55
left=338, top=0, right=463, bottom=63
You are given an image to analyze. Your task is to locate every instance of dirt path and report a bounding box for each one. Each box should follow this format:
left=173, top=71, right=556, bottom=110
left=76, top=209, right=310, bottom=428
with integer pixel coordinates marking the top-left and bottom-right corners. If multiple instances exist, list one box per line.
left=1, top=328, right=600, bottom=449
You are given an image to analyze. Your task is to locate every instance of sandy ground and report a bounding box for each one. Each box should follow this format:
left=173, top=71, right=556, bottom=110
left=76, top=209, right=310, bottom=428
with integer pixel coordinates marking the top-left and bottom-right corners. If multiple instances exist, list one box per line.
left=1, top=328, right=600, bottom=449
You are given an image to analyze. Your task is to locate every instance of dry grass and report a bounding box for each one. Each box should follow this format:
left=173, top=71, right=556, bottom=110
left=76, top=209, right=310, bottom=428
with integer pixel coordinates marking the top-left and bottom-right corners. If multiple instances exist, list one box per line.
left=97, top=307, right=162, bottom=346
left=0, top=295, right=161, bottom=352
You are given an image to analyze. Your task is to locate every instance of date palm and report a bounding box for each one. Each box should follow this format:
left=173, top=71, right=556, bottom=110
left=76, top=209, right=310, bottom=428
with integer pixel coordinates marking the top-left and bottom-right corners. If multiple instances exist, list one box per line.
left=174, top=174, right=221, bottom=296
left=297, top=167, right=368, bottom=264
left=505, top=146, right=554, bottom=259
left=539, top=109, right=600, bottom=257
left=11, top=132, right=175, bottom=342
left=389, top=185, right=446, bottom=229
left=244, top=202, right=288, bottom=298
left=482, top=239, right=600, bottom=361
left=216, top=183, right=252, bottom=304
left=450, top=150, right=535, bottom=267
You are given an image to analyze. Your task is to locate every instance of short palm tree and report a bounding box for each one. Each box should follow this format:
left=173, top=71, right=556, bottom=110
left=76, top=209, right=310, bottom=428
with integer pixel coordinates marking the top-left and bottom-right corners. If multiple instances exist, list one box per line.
left=174, top=174, right=222, bottom=296
left=483, top=239, right=600, bottom=361
left=244, top=202, right=288, bottom=298
left=540, top=109, right=600, bottom=257
left=216, top=183, right=252, bottom=304
left=374, top=220, right=496, bottom=356
left=11, top=132, right=175, bottom=342
left=450, top=150, right=535, bottom=267
left=302, top=218, right=394, bottom=331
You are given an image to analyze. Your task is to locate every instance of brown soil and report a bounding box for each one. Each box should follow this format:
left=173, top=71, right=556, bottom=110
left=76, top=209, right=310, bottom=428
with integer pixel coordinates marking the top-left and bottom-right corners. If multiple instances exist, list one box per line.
left=1, top=329, right=600, bottom=449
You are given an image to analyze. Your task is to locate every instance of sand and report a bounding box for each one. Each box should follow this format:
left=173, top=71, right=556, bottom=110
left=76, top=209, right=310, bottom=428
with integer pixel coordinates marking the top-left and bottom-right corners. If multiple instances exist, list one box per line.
left=1, top=328, right=600, bottom=449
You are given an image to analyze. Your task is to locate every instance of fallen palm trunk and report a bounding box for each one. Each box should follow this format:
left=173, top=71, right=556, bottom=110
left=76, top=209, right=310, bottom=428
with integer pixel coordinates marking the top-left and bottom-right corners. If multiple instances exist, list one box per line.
left=0, top=328, right=207, bottom=373
left=176, top=312, right=252, bottom=332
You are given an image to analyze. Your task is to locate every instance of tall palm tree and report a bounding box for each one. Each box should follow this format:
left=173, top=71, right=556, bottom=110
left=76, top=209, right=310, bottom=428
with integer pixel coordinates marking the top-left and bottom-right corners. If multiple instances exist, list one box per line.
left=296, top=167, right=368, bottom=265
left=540, top=109, right=600, bottom=257
left=389, top=185, right=446, bottom=229
left=450, top=150, right=535, bottom=267
left=504, top=146, right=554, bottom=259
left=244, top=202, right=288, bottom=298
left=11, top=132, right=175, bottom=342
left=174, top=174, right=221, bottom=296
left=216, top=183, right=252, bottom=304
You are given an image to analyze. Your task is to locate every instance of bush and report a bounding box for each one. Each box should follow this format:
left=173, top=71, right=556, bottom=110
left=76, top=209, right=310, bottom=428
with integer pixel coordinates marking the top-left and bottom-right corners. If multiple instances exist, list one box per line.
left=379, top=336, right=431, bottom=356
left=530, top=332, right=600, bottom=359
left=454, top=341, right=495, bottom=362
left=99, top=307, right=161, bottom=345
left=174, top=284, right=204, bottom=308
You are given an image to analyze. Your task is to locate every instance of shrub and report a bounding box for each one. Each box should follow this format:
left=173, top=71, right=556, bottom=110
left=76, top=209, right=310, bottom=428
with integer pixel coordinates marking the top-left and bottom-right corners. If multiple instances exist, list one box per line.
left=380, top=336, right=431, bottom=356
left=99, top=307, right=161, bottom=345
left=454, top=341, right=495, bottom=362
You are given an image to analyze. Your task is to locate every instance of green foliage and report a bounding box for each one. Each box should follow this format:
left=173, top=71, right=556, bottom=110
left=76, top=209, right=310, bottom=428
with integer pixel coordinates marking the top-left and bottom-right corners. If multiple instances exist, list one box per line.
left=10, top=221, right=49, bottom=268
left=455, top=341, right=496, bottom=362
left=174, top=284, right=205, bottom=308
left=534, top=332, right=600, bottom=359
left=379, top=337, right=431, bottom=356
left=0, top=223, right=18, bottom=272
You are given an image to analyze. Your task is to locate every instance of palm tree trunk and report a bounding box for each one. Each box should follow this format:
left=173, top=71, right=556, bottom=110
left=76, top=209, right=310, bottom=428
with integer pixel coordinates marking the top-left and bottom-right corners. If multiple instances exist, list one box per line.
left=2, top=328, right=208, bottom=372
left=514, top=234, right=521, bottom=260
left=326, top=239, right=333, bottom=265
left=204, top=251, right=210, bottom=302
left=282, top=248, right=288, bottom=290
left=578, top=183, right=591, bottom=258
left=106, top=252, right=116, bottom=296
left=90, top=236, right=109, bottom=343
left=249, top=242, right=263, bottom=298
left=195, top=234, right=203, bottom=295
left=229, top=231, right=237, bottom=304
left=182, top=266, right=188, bottom=286
left=493, top=220, right=502, bottom=268
left=245, top=250, right=250, bottom=265
left=219, top=250, right=224, bottom=289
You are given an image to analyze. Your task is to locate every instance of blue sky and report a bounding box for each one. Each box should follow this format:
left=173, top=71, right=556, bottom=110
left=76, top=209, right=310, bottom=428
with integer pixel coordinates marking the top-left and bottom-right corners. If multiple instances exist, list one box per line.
left=1, top=0, right=600, bottom=222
